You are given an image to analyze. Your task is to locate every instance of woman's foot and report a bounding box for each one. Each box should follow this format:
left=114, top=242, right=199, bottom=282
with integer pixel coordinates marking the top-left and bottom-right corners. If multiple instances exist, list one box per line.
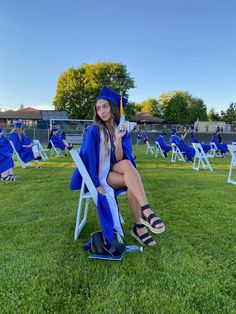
left=131, top=223, right=156, bottom=246
left=1, top=175, right=15, bottom=181
left=140, top=204, right=165, bottom=234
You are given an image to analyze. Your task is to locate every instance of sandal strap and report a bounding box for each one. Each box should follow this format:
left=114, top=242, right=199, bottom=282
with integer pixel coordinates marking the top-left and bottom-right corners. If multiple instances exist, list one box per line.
left=143, top=213, right=162, bottom=224
left=135, top=223, right=145, bottom=229
left=133, top=225, right=154, bottom=245
left=141, top=204, right=151, bottom=211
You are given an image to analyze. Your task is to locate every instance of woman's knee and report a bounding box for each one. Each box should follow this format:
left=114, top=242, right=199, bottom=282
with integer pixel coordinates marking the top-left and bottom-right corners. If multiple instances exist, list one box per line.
left=116, top=159, right=134, bottom=172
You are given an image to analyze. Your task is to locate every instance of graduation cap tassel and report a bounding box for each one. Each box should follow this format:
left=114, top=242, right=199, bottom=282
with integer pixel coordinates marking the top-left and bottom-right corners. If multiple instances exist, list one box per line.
left=119, top=92, right=125, bottom=132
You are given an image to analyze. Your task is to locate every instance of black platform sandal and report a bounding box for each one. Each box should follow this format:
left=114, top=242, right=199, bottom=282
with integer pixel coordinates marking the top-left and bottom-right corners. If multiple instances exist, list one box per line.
left=140, top=204, right=165, bottom=234
left=131, top=223, right=156, bottom=246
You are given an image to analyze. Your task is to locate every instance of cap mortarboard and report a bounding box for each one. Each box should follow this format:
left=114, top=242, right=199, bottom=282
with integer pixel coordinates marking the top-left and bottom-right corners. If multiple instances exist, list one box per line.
left=171, top=128, right=177, bottom=134
left=97, top=85, right=128, bottom=107
left=211, top=132, right=217, bottom=135
left=160, top=131, right=166, bottom=136
left=13, top=120, right=23, bottom=128
left=52, top=128, right=58, bottom=132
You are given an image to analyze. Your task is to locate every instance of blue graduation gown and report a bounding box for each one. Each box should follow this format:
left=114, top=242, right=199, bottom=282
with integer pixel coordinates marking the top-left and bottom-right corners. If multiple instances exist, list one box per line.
left=9, top=132, right=35, bottom=162
left=70, top=124, right=136, bottom=243
left=0, top=135, right=14, bottom=173
left=189, top=137, right=211, bottom=153
left=51, top=134, right=66, bottom=150
left=156, top=135, right=172, bottom=152
left=170, top=135, right=195, bottom=159
left=210, top=138, right=228, bottom=154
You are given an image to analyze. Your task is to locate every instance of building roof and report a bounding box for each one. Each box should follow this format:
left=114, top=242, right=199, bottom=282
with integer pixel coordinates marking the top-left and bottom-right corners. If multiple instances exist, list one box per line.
left=130, top=112, right=164, bottom=124
left=0, top=107, right=41, bottom=119
left=0, top=107, right=68, bottom=121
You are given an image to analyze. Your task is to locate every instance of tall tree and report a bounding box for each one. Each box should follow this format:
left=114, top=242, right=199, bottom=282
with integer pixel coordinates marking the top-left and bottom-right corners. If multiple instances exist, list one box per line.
left=164, top=94, right=189, bottom=124
left=140, top=98, right=163, bottom=118
left=220, top=102, right=236, bottom=124
left=208, top=107, right=221, bottom=121
left=53, top=62, right=135, bottom=119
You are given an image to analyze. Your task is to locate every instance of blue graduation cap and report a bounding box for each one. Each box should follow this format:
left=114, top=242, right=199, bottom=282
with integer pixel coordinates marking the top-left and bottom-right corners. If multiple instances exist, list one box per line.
left=13, top=120, right=23, bottom=128
left=97, top=85, right=128, bottom=108
left=52, top=128, right=58, bottom=132
left=171, top=128, right=177, bottom=134
left=160, top=131, right=167, bottom=136
left=0, top=127, right=3, bottom=132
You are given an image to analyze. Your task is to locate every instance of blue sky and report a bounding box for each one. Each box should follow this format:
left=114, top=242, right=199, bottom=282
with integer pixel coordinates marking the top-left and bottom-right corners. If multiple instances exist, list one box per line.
left=0, top=0, right=235, bottom=113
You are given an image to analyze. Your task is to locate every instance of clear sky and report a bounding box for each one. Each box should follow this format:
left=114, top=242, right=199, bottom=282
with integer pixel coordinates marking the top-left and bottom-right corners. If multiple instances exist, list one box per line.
left=0, top=0, right=235, bottom=113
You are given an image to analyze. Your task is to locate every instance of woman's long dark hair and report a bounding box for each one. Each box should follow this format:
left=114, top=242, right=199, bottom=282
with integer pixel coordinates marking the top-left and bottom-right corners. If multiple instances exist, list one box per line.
left=93, top=99, right=120, bottom=144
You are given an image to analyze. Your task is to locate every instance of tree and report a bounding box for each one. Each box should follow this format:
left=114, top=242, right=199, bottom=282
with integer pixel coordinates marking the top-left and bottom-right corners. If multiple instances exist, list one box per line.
left=208, top=108, right=221, bottom=121
left=163, top=94, right=189, bottom=123
left=159, top=90, right=207, bottom=123
left=124, top=101, right=139, bottom=120
left=220, top=102, right=236, bottom=124
left=53, top=62, right=135, bottom=119
left=139, top=98, right=163, bottom=118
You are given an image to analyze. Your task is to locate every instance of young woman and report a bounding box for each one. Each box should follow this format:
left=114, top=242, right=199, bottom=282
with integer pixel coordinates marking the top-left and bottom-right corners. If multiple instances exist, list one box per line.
left=9, top=121, right=41, bottom=169
left=71, top=86, right=165, bottom=246
left=0, top=127, right=16, bottom=181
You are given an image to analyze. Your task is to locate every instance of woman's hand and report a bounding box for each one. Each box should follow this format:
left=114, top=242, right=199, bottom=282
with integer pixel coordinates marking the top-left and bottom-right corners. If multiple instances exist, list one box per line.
left=115, top=124, right=126, bottom=141
left=97, top=186, right=105, bottom=195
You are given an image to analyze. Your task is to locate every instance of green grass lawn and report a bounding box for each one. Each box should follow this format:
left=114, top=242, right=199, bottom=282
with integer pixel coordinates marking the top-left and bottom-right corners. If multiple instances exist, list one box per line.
left=0, top=147, right=235, bottom=313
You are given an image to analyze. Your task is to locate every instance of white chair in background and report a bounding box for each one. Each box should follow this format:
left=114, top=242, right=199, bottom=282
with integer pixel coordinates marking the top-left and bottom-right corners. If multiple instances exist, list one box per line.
left=155, top=141, right=166, bottom=158
left=145, top=141, right=155, bottom=155
left=9, top=140, right=29, bottom=168
left=70, top=149, right=125, bottom=240
left=171, top=143, right=185, bottom=162
left=227, top=144, right=236, bottom=185
left=50, top=140, right=64, bottom=157
left=192, top=142, right=213, bottom=172
left=33, top=139, right=50, bottom=161
left=208, top=142, right=221, bottom=158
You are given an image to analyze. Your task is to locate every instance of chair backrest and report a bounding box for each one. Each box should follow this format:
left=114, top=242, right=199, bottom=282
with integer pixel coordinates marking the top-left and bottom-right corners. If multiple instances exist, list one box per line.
left=192, top=142, right=213, bottom=172
left=146, top=141, right=154, bottom=155
left=227, top=144, right=236, bottom=185
left=209, top=142, right=221, bottom=157
left=33, top=139, right=50, bottom=161
left=171, top=143, right=185, bottom=162
left=50, top=140, right=63, bottom=157
left=70, top=149, right=98, bottom=203
left=155, top=141, right=165, bottom=158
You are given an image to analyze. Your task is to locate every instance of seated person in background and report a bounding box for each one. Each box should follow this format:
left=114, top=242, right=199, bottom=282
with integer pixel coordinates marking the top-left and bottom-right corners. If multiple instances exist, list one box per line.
left=210, top=132, right=228, bottom=155
left=9, top=121, right=41, bottom=169
left=189, top=132, right=211, bottom=154
left=50, top=128, right=73, bottom=156
left=0, top=127, right=16, bottom=180
left=169, top=129, right=195, bottom=162
left=155, top=132, right=172, bottom=157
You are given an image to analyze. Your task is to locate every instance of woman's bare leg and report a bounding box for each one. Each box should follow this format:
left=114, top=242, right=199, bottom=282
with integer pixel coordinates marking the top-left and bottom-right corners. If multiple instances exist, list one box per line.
left=107, top=160, right=164, bottom=231
left=107, top=170, right=156, bottom=244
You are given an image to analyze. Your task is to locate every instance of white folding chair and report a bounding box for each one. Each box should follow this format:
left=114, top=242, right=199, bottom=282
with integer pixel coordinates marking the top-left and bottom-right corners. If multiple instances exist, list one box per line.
left=171, top=143, right=185, bottom=162
left=50, top=140, right=64, bottom=157
left=33, top=140, right=50, bottom=161
left=192, top=142, right=213, bottom=172
left=154, top=141, right=166, bottom=158
left=70, top=149, right=125, bottom=240
left=9, top=140, right=29, bottom=168
left=208, top=142, right=221, bottom=158
left=227, top=144, right=236, bottom=185
left=145, top=141, right=155, bottom=155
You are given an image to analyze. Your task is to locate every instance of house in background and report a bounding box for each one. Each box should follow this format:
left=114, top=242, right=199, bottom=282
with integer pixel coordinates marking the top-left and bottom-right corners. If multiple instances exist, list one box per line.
left=0, top=107, right=68, bottom=128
